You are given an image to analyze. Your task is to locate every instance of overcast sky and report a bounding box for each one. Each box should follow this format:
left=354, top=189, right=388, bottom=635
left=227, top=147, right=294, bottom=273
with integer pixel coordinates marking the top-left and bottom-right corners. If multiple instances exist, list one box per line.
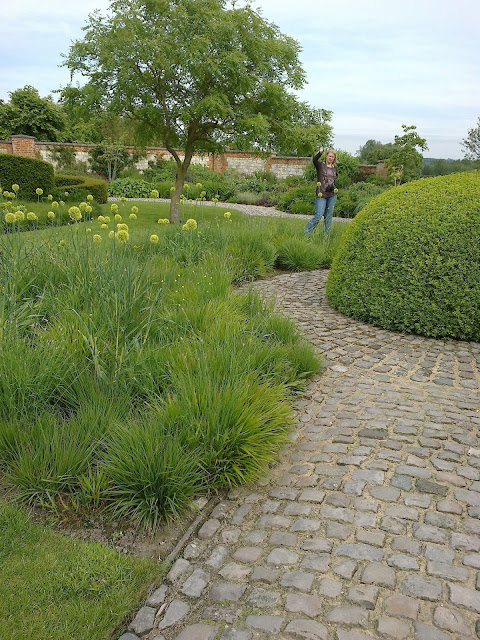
left=1, top=0, right=479, bottom=158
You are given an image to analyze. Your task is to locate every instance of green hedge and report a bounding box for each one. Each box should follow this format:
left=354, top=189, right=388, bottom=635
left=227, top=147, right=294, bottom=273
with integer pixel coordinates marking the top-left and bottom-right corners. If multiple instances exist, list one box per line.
left=326, top=172, right=480, bottom=341
left=0, top=155, right=54, bottom=200
left=54, top=174, right=108, bottom=203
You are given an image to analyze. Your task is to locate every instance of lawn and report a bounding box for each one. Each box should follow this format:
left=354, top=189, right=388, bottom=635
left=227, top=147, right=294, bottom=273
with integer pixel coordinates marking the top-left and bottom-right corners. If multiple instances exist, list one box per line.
left=0, top=502, right=159, bottom=640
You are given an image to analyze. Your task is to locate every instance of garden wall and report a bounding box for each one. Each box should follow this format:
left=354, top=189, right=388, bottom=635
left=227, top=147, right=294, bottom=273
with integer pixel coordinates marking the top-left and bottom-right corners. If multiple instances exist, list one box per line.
left=0, top=134, right=384, bottom=178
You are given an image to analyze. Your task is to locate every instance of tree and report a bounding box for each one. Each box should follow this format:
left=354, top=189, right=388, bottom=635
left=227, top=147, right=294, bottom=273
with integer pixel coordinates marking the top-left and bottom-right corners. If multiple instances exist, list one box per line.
left=356, top=139, right=398, bottom=165
left=386, top=125, right=428, bottom=185
left=462, top=117, right=480, bottom=160
left=64, top=0, right=331, bottom=222
left=0, top=86, right=67, bottom=141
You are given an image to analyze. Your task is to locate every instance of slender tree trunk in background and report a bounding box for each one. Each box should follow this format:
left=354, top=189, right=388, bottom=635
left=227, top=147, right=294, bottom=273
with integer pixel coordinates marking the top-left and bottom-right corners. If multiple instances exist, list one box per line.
left=169, top=165, right=187, bottom=224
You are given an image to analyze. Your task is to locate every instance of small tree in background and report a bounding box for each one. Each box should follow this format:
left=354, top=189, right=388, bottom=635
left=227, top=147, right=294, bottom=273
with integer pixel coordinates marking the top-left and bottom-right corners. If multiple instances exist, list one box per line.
left=386, top=125, right=428, bottom=185
left=64, top=0, right=331, bottom=223
left=0, top=86, right=67, bottom=141
left=462, top=117, right=480, bottom=160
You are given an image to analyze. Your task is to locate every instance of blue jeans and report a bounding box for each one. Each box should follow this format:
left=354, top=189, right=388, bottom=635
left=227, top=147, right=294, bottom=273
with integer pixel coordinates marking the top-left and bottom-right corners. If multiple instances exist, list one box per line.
left=304, top=195, right=337, bottom=236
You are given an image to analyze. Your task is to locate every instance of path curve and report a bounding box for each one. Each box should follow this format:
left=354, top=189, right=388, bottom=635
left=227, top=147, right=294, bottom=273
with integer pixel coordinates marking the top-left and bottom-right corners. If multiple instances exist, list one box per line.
left=123, top=270, right=480, bottom=640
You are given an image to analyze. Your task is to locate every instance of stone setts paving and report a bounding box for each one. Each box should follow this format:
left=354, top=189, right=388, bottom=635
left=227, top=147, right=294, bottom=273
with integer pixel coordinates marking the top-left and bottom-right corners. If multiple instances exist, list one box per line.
left=120, top=270, right=480, bottom=640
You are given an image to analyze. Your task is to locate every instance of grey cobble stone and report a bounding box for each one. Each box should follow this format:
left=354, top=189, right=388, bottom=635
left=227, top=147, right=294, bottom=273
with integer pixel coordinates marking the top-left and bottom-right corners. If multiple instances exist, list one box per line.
left=121, top=270, right=480, bottom=640
left=129, top=607, right=156, bottom=635
left=174, top=624, right=218, bottom=640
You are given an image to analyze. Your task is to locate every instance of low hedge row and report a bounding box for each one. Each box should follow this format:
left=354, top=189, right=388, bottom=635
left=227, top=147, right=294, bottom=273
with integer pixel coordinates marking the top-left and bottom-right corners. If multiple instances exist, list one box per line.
left=54, top=175, right=108, bottom=203
left=326, top=171, right=480, bottom=341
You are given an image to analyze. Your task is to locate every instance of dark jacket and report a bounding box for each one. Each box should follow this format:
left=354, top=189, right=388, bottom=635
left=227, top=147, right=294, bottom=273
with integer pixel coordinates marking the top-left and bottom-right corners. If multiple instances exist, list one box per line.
left=313, top=151, right=338, bottom=198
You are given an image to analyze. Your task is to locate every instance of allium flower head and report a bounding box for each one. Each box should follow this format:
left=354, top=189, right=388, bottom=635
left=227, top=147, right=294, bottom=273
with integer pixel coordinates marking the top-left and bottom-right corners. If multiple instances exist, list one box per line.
left=35, top=188, right=43, bottom=196
left=182, top=218, right=197, bottom=231
left=101, top=223, right=108, bottom=229
left=68, top=206, right=82, bottom=221
left=120, top=196, right=127, bottom=202
left=116, top=229, right=129, bottom=242
left=97, top=215, right=105, bottom=222
left=131, top=206, right=138, bottom=214
left=104, top=216, right=111, bottom=223
left=15, top=210, right=25, bottom=221
left=129, top=213, right=137, bottom=220
left=27, top=212, right=38, bottom=221
left=110, top=203, right=119, bottom=213
left=5, top=212, right=16, bottom=223
left=79, top=202, right=89, bottom=211
left=12, top=184, right=19, bottom=192
left=52, top=201, right=59, bottom=208
left=108, top=230, right=115, bottom=238
left=150, top=190, right=159, bottom=198
left=224, top=211, right=231, bottom=219
left=93, top=234, right=102, bottom=243
left=116, top=223, right=128, bottom=231
left=150, top=234, right=159, bottom=244
left=158, top=218, right=170, bottom=224
left=115, top=214, right=122, bottom=221
left=86, top=228, right=92, bottom=233
left=47, top=194, right=53, bottom=201
left=87, top=194, right=94, bottom=201
left=59, top=239, right=67, bottom=247
left=60, top=201, right=65, bottom=206
left=196, top=183, right=202, bottom=188
left=47, top=211, right=55, bottom=219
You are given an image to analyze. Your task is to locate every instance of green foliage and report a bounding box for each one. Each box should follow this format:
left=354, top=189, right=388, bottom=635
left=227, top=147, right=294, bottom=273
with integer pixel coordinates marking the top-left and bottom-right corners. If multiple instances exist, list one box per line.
left=335, top=182, right=388, bottom=218
left=386, top=124, right=428, bottom=184
left=0, top=154, right=54, bottom=200
left=277, top=184, right=315, bottom=213
left=275, top=237, right=328, bottom=270
left=0, top=86, right=67, bottom=141
left=422, top=157, right=480, bottom=177
left=356, top=139, right=398, bottom=164
left=54, top=175, right=108, bottom=203
left=326, top=172, right=480, bottom=341
left=462, top=117, right=480, bottom=160
left=88, top=144, right=140, bottom=181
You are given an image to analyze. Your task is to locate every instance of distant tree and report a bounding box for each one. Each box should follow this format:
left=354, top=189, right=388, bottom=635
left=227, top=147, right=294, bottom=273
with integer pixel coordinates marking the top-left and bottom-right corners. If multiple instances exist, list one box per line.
left=64, top=0, right=331, bottom=223
left=386, top=125, right=428, bottom=184
left=357, top=139, right=398, bottom=164
left=462, top=117, right=480, bottom=160
left=0, top=85, right=67, bottom=141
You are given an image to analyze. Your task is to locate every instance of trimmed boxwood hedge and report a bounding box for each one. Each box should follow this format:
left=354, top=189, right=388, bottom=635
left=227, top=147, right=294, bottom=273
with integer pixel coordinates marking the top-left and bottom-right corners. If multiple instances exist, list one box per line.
left=0, top=155, right=54, bottom=200
left=326, top=172, right=480, bottom=341
left=54, top=174, right=108, bottom=203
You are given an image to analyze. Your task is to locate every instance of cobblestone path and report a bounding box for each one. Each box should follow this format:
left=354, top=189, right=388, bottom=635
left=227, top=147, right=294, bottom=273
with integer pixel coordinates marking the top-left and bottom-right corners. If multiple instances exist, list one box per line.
left=123, top=270, right=480, bottom=640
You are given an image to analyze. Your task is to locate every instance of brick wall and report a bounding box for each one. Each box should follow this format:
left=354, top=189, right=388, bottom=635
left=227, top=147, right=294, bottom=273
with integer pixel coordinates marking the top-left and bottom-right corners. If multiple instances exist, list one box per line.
left=2, top=135, right=386, bottom=178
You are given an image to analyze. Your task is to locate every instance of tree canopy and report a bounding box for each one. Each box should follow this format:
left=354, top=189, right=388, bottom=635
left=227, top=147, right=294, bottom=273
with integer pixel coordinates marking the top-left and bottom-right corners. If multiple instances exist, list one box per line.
left=386, top=125, right=428, bottom=184
left=0, top=86, right=67, bottom=141
left=356, top=139, right=398, bottom=165
left=462, top=117, right=480, bottom=160
left=64, top=0, right=331, bottom=221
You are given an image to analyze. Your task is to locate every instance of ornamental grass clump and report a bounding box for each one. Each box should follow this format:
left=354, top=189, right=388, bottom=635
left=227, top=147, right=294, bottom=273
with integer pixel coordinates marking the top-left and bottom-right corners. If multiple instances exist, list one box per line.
left=326, top=171, right=480, bottom=341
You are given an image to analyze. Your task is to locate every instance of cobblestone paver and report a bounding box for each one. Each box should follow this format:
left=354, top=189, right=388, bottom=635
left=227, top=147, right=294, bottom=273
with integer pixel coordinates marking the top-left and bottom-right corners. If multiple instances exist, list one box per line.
left=122, top=270, right=480, bottom=640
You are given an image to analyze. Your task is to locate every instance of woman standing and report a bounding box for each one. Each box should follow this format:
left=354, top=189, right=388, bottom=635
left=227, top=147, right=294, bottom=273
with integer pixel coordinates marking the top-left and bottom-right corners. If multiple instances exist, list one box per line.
left=304, top=148, right=338, bottom=236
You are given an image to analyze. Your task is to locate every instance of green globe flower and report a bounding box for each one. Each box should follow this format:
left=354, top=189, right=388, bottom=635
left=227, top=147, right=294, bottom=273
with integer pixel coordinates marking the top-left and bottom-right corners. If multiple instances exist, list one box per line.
left=27, top=212, right=38, bottom=221
left=224, top=211, right=231, bottom=219
left=129, top=213, right=137, bottom=220
left=182, top=218, right=197, bottom=231
left=35, top=188, right=43, bottom=196
left=131, top=206, right=138, bottom=214
left=68, top=206, right=82, bottom=221
left=87, top=194, right=94, bottom=201
left=116, top=229, right=129, bottom=243
left=12, top=184, right=19, bottom=192
left=5, top=212, right=16, bottom=223
left=150, top=190, right=159, bottom=198
left=116, top=223, right=129, bottom=231
left=52, top=201, right=59, bottom=208
left=93, top=234, right=102, bottom=243
left=47, top=194, right=53, bottom=201
left=150, top=234, right=159, bottom=244
left=47, top=211, right=55, bottom=219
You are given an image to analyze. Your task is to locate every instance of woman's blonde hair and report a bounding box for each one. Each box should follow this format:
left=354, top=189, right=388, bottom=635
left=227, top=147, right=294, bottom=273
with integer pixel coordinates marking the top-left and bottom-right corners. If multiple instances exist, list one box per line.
left=325, top=149, right=337, bottom=164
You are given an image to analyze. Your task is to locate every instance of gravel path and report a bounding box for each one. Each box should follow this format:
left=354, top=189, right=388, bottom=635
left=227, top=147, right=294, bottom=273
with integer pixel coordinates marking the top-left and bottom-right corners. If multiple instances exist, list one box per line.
left=120, top=270, right=480, bottom=640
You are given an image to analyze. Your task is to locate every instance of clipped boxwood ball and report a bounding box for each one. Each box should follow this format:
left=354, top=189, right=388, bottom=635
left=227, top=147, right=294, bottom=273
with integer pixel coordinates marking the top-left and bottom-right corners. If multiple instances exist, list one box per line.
left=326, top=172, right=480, bottom=341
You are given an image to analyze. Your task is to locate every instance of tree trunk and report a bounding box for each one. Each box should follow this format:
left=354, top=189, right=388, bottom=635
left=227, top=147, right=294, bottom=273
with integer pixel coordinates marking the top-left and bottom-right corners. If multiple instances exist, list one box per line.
left=169, top=162, right=190, bottom=224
